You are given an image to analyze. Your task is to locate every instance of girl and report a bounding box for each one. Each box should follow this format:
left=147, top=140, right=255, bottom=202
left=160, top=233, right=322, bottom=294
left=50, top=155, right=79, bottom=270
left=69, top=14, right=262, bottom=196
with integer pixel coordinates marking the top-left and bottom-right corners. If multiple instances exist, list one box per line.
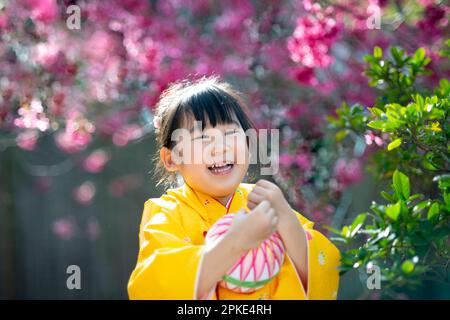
left=127, top=76, right=340, bottom=300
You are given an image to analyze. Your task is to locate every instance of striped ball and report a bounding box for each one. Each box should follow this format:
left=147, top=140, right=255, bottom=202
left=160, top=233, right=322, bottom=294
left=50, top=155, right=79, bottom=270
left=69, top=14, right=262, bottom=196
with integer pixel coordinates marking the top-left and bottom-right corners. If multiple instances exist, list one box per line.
left=204, top=213, right=285, bottom=293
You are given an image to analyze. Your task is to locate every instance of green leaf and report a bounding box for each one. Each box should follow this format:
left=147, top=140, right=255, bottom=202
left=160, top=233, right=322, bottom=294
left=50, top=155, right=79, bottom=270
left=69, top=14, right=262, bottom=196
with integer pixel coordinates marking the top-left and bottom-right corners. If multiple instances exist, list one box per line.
left=367, top=120, right=386, bottom=130
left=393, top=170, right=410, bottom=200
left=335, top=129, right=349, bottom=141
left=390, top=47, right=403, bottom=65
left=413, top=48, right=426, bottom=63
left=401, top=260, right=415, bottom=274
left=433, top=174, right=450, bottom=189
left=323, top=225, right=342, bottom=235
left=374, top=46, right=382, bottom=59
left=381, top=191, right=394, bottom=202
left=368, top=107, right=384, bottom=117
left=341, top=226, right=350, bottom=238
left=427, top=202, right=440, bottom=220
left=387, top=138, right=402, bottom=151
left=363, top=54, right=377, bottom=63
left=407, top=194, right=423, bottom=202
left=386, top=201, right=401, bottom=221
left=413, top=200, right=430, bottom=214
left=422, top=158, right=439, bottom=171
left=444, top=192, right=450, bottom=207
left=350, top=214, right=367, bottom=237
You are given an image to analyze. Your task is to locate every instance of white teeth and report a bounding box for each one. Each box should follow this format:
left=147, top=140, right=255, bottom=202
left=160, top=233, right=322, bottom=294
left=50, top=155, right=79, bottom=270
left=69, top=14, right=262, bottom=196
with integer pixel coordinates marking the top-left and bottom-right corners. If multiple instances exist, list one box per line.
left=209, top=163, right=233, bottom=173
left=210, top=163, right=232, bottom=169
left=212, top=166, right=230, bottom=173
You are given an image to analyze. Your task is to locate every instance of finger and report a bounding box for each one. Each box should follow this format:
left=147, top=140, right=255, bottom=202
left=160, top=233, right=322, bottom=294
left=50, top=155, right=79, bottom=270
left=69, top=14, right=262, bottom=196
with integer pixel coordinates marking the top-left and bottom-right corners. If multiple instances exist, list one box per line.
left=271, top=213, right=278, bottom=223
left=247, top=199, right=257, bottom=210
left=256, top=199, right=270, bottom=212
left=266, top=207, right=275, bottom=218
left=271, top=217, right=278, bottom=228
left=248, top=191, right=264, bottom=204
left=256, top=179, right=273, bottom=188
left=252, top=186, right=268, bottom=196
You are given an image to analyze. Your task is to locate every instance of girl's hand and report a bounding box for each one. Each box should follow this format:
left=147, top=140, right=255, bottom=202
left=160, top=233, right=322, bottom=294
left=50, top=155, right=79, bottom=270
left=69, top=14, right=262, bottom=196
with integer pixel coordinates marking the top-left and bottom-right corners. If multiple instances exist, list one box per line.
left=228, top=200, right=278, bottom=251
left=247, top=180, right=309, bottom=290
left=247, top=179, right=294, bottom=225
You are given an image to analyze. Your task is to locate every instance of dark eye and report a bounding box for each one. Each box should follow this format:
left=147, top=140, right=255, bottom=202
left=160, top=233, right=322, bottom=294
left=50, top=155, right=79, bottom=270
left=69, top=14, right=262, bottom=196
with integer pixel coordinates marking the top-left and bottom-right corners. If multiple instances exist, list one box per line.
left=192, top=134, right=209, bottom=141
left=225, top=129, right=239, bottom=135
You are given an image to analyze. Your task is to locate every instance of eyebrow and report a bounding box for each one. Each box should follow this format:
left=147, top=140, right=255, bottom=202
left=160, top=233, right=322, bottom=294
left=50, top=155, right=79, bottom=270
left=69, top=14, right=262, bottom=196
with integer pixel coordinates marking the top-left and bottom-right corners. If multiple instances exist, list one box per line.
left=188, top=120, right=241, bottom=133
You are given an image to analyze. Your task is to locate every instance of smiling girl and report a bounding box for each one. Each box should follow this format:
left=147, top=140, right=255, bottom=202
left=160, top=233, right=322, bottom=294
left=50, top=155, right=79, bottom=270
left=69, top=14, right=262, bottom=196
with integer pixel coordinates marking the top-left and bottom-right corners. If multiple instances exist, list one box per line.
left=127, top=76, right=340, bottom=300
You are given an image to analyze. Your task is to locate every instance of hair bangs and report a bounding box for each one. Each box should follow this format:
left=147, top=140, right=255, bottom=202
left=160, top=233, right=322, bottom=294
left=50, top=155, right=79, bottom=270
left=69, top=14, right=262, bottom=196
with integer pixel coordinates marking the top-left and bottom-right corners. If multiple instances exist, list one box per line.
left=179, top=86, right=252, bottom=132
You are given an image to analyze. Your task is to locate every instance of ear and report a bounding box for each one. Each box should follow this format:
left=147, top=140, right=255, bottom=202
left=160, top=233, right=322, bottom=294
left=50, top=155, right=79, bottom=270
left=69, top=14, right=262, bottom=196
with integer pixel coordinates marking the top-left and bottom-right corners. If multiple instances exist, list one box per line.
left=160, top=147, right=180, bottom=172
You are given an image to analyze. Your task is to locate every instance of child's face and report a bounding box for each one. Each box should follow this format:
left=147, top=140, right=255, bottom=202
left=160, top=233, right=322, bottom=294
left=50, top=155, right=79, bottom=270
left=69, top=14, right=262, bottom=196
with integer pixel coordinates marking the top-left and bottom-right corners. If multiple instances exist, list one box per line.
left=166, top=118, right=250, bottom=198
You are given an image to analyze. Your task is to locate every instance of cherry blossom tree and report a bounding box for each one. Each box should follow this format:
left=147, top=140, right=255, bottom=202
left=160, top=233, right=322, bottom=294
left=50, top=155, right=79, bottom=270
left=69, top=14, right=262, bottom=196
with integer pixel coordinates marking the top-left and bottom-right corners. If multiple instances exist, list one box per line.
left=0, top=0, right=448, bottom=226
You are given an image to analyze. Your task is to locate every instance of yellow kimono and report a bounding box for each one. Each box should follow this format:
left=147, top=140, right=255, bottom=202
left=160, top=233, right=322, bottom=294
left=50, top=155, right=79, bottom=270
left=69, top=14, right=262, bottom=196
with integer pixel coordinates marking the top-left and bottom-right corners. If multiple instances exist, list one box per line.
left=128, top=182, right=340, bottom=300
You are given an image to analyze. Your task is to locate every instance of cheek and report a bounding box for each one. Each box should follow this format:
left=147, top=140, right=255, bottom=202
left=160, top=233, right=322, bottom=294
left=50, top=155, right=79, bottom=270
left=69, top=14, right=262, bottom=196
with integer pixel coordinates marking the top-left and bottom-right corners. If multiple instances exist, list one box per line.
left=227, top=134, right=246, bottom=149
left=180, top=163, right=207, bottom=179
left=173, top=140, right=203, bottom=165
left=232, top=136, right=249, bottom=164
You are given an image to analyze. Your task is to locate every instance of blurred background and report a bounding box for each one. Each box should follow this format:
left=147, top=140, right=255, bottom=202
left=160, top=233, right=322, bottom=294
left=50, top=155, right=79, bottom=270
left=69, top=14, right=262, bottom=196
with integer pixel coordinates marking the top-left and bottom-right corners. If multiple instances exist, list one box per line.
left=0, top=0, right=449, bottom=299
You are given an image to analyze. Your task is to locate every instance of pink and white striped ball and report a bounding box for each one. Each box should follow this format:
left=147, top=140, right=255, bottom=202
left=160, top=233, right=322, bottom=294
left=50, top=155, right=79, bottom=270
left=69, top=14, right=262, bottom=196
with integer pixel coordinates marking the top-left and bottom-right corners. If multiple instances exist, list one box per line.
left=204, top=213, right=285, bottom=293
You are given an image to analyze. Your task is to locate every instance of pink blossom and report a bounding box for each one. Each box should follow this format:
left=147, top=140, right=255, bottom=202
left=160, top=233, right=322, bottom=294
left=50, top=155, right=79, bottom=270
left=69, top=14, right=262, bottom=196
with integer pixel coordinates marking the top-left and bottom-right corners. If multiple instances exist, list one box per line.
left=417, top=4, right=448, bottom=39
left=112, top=124, right=143, bottom=147
left=97, top=114, right=126, bottom=136
left=34, top=42, right=61, bottom=69
left=137, top=39, right=163, bottom=73
left=0, top=12, right=8, bottom=29
left=333, top=158, right=363, bottom=187
left=86, top=216, right=100, bottom=240
left=364, top=131, right=383, bottom=146
left=35, top=176, right=52, bottom=192
left=50, top=91, right=65, bottom=116
left=222, top=55, right=250, bottom=76
left=279, top=153, right=294, bottom=166
left=109, top=179, right=126, bottom=198
left=289, top=66, right=317, bottom=86
left=14, top=99, right=50, bottom=132
left=27, top=0, right=58, bottom=24
left=83, top=149, right=110, bottom=173
left=294, top=154, right=313, bottom=172
left=418, top=0, right=437, bottom=7
left=55, top=118, right=95, bottom=153
left=261, top=41, right=290, bottom=72
left=287, top=13, right=341, bottom=68
left=213, top=2, right=254, bottom=35
left=139, top=92, right=158, bottom=110
left=312, top=209, right=324, bottom=222
left=73, top=181, right=96, bottom=205
left=52, top=217, right=76, bottom=240
left=84, top=31, right=119, bottom=61
left=279, top=152, right=312, bottom=172
left=108, top=174, right=143, bottom=197
left=303, top=0, right=323, bottom=13
left=285, top=104, right=307, bottom=119
left=324, top=204, right=335, bottom=215
left=16, top=130, right=38, bottom=151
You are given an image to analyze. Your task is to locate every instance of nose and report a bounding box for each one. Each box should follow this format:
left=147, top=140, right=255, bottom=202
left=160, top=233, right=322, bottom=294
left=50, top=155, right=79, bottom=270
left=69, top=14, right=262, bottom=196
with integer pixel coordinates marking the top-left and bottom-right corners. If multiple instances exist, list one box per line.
left=210, top=136, right=227, bottom=155
left=209, top=133, right=232, bottom=160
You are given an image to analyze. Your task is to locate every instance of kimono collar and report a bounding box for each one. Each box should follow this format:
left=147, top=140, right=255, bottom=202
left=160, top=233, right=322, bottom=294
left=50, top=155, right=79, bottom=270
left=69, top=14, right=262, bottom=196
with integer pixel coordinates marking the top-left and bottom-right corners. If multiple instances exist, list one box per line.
left=176, top=183, right=248, bottom=226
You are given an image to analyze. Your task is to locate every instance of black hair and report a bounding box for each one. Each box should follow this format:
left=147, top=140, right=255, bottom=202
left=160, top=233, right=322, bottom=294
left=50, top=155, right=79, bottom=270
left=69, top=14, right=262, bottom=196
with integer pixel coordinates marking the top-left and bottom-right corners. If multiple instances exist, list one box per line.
left=153, top=75, right=256, bottom=187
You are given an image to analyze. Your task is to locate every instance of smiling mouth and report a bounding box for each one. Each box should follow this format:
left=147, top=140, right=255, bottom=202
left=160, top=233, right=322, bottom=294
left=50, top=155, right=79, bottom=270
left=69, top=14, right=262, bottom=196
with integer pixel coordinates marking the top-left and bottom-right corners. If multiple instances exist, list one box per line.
left=207, top=162, right=234, bottom=175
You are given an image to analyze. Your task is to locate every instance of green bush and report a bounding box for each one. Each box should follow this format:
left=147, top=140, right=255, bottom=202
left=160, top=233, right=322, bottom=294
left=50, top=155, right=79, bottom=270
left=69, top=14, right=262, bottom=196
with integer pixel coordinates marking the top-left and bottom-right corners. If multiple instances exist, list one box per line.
left=327, top=42, right=450, bottom=297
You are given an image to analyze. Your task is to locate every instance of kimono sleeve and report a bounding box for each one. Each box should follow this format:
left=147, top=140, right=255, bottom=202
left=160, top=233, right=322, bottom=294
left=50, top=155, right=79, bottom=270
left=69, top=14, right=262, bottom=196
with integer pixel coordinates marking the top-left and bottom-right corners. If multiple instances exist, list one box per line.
left=275, top=210, right=341, bottom=300
left=127, top=199, right=215, bottom=300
